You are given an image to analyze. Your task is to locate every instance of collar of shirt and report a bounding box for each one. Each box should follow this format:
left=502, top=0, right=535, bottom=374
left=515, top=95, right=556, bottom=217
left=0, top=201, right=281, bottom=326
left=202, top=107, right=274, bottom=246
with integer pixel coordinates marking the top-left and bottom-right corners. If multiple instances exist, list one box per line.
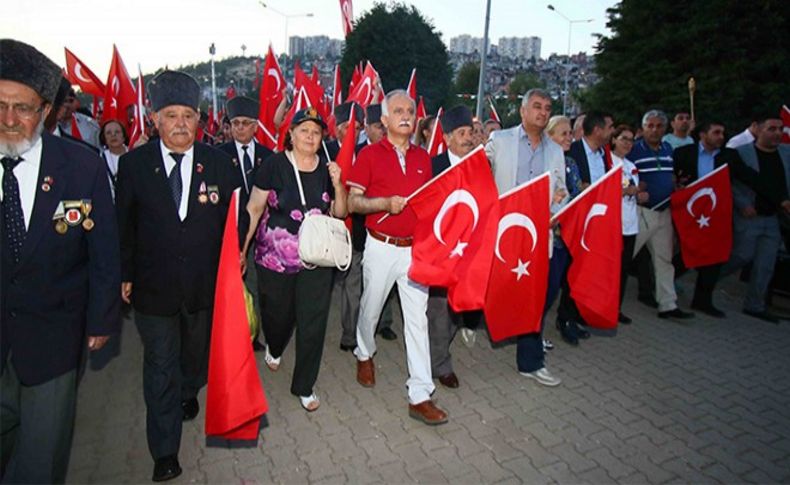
left=698, top=141, right=719, bottom=158
left=518, top=124, right=549, bottom=147
left=234, top=140, right=254, bottom=161
left=160, top=141, right=194, bottom=173
left=582, top=137, right=603, bottom=158
left=448, top=149, right=463, bottom=167
left=1, top=135, right=43, bottom=229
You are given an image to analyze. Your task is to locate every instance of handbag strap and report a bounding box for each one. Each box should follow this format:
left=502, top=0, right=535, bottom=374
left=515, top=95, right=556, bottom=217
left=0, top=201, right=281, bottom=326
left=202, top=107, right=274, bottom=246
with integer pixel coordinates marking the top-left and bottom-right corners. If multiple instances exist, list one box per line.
left=285, top=151, right=308, bottom=209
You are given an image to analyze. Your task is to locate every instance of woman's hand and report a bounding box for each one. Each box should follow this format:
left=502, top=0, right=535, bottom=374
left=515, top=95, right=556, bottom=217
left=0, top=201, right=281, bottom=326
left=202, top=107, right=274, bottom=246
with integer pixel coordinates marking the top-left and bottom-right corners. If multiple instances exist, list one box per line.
left=328, top=161, right=342, bottom=186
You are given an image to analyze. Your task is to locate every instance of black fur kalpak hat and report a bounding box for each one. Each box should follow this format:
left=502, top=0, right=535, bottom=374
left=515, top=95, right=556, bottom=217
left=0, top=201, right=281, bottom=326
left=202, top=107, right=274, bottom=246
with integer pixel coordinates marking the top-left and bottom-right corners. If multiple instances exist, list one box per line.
left=0, top=39, right=62, bottom=103
left=148, top=70, right=201, bottom=112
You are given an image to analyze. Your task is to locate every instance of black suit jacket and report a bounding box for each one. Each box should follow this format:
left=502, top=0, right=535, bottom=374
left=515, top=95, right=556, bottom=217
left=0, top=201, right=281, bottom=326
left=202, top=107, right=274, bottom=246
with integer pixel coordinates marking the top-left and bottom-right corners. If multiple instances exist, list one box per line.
left=116, top=141, right=239, bottom=316
left=217, top=141, right=273, bottom=193
left=673, top=142, right=729, bottom=183
left=1, top=132, right=121, bottom=385
left=432, top=151, right=451, bottom=177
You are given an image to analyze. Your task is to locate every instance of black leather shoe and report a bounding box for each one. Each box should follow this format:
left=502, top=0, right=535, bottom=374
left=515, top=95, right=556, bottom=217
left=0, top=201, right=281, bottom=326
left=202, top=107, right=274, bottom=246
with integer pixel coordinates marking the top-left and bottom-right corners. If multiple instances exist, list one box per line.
left=743, top=309, right=780, bottom=323
left=573, top=321, right=591, bottom=339
left=152, top=455, right=182, bottom=482
left=378, top=327, right=397, bottom=341
left=252, top=340, right=266, bottom=352
left=339, top=342, right=356, bottom=352
left=658, top=308, right=695, bottom=320
left=638, top=295, right=659, bottom=309
left=182, top=398, right=199, bottom=421
left=691, top=303, right=726, bottom=318
left=555, top=320, right=578, bottom=346
left=618, top=312, right=632, bottom=324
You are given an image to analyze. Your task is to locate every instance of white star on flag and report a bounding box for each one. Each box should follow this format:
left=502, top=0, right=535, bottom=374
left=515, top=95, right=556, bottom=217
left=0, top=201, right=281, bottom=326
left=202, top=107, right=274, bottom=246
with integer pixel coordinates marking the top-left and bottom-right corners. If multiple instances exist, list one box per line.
left=450, top=241, right=468, bottom=258
left=696, top=214, right=710, bottom=228
left=510, top=258, right=530, bottom=280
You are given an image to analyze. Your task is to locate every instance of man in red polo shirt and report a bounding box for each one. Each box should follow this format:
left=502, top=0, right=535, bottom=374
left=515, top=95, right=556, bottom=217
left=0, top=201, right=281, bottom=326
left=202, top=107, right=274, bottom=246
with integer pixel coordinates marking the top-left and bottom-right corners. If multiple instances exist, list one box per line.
left=347, top=89, right=448, bottom=425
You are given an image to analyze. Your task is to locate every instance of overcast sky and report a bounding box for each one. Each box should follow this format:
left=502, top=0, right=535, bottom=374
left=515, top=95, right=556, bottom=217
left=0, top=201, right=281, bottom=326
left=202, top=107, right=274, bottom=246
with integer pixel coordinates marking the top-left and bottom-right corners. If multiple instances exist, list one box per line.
left=7, top=0, right=616, bottom=76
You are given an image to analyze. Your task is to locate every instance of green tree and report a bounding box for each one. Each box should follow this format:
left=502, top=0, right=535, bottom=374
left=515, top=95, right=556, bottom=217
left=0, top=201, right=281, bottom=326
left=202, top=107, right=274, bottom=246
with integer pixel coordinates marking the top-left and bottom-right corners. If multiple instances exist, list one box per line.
left=585, top=0, right=789, bottom=130
left=340, top=2, right=453, bottom=112
left=453, top=62, right=480, bottom=95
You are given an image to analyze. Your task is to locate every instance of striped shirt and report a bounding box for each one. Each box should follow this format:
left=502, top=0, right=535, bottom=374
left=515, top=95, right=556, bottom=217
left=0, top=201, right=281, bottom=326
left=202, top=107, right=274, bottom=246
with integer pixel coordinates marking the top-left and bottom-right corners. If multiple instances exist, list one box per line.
left=627, top=139, right=674, bottom=210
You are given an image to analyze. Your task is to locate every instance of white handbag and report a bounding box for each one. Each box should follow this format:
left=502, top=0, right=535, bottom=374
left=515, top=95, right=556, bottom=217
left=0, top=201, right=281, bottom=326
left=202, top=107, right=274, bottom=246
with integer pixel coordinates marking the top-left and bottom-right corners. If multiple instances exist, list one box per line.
left=287, top=152, right=352, bottom=271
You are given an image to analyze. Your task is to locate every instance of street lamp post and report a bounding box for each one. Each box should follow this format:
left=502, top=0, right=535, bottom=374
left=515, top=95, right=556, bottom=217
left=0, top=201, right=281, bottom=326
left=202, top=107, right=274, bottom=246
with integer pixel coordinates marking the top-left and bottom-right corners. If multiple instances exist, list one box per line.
left=259, top=2, right=314, bottom=56
left=547, top=5, right=593, bottom=116
left=209, top=43, right=217, bottom=121
left=475, top=0, right=492, bottom=119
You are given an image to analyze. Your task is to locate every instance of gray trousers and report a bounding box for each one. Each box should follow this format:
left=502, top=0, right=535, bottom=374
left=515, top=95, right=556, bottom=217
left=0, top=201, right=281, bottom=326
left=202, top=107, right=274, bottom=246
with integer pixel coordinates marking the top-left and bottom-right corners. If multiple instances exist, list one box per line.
left=1, top=358, right=77, bottom=484
left=721, top=214, right=781, bottom=312
left=338, top=250, right=395, bottom=347
left=427, top=288, right=459, bottom=377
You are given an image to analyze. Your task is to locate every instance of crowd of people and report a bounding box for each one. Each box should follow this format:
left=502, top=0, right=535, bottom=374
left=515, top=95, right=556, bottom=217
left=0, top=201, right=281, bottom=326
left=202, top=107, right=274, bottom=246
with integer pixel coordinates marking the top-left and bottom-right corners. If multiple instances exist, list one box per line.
left=1, top=39, right=788, bottom=483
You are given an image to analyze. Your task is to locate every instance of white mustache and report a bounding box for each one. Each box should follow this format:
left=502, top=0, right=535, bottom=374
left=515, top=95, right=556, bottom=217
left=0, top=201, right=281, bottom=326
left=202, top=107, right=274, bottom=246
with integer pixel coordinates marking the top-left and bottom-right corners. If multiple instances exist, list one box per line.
left=398, top=120, right=411, bottom=127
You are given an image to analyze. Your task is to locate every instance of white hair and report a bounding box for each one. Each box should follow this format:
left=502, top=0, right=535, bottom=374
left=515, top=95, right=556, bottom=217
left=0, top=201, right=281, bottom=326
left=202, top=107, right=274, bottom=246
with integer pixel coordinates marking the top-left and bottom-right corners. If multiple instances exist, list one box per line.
left=381, top=89, right=415, bottom=116
left=642, top=109, right=668, bottom=127
left=521, top=88, right=552, bottom=107
left=0, top=118, right=45, bottom=158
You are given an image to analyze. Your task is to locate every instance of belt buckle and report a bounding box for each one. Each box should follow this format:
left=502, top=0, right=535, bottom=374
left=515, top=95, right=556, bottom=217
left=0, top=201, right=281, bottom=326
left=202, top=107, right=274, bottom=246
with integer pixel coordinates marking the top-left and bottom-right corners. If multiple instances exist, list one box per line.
left=385, top=235, right=392, bottom=245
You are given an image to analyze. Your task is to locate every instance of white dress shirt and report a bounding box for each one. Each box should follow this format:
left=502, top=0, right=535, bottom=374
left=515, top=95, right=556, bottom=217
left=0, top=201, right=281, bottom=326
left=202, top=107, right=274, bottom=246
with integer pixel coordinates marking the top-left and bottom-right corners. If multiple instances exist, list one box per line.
left=582, top=137, right=606, bottom=182
left=726, top=128, right=755, bottom=149
left=159, top=141, right=193, bottom=221
left=0, top=136, right=43, bottom=230
left=447, top=149, right=462, bottom=168
left=234, top=140, right=255, bottom=190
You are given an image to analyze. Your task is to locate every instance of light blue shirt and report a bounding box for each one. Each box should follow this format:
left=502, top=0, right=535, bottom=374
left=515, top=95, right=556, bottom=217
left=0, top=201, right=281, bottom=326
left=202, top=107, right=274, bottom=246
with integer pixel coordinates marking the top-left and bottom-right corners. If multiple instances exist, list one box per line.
left=516, top=126, right=548, bottom=184
left=697, top=142, right=719, bottom=179
left=582, top=137, right=606, bottom=182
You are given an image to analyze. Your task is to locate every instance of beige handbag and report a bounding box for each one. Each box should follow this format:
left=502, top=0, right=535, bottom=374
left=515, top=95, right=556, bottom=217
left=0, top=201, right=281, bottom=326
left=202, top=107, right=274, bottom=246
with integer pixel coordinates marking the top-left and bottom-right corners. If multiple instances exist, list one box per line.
left=287, top=152, right=352, bottom=271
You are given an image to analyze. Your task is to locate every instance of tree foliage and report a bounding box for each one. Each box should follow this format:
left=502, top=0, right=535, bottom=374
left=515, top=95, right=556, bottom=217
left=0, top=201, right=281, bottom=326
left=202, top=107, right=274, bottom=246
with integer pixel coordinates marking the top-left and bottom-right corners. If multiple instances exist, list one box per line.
left=340, top=2, right=453, bottom=112
left=585, top=0, right=789, bottom=130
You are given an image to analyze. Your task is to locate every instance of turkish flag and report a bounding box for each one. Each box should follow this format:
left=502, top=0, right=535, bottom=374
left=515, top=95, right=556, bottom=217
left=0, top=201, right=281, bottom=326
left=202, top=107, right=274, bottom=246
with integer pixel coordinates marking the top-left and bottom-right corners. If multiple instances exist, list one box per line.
left=206, top=189, right=268, bottom=441
left=555, top=165, right=623, bottom=329
left=670, top=164, right=732, bottom=268
left=416, top=96, right=427, bottom=122
left=256, top=45, right=284, bottom=150
left=781, top=104, right=790, bottom=144
left=427, top=108, right=446, bottom=157
left=346, top=62, right=378, bottom=108
left=331, top=64, right=343, bottom=112
left=484, top=174, right=550, bottom=341
left=226, top=85, right=237, bottom=100
left=64, top=48, right=105, bottom=97
left=101, top=45, right=137, bottom=129
left=487, top=97, right=501, bottom=124
left=294, top=64, right=328, bottom=119
left=70, top=114, right=83, bottom=140
left=406, top=68, right=417, bottom=101
left=336, top=107, right=357, bottom=231
left=128, top=66, right=147, bottom=148
left=339, top=0, right=354, bottom=36
left=409, top=146, right=499, bottom=311
left=275, top=89, right=310, bottom=152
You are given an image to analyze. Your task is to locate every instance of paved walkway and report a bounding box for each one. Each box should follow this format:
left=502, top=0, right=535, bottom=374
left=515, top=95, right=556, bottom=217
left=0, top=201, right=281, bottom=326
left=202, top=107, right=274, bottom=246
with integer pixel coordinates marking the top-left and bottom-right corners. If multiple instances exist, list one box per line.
left=67, top=273, right=790, bottom=484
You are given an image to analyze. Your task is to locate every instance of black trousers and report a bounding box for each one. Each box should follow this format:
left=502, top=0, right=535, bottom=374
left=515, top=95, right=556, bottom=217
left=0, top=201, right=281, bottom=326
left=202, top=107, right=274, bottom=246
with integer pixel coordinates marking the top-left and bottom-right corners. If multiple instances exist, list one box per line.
left=675, top=257, right=721, bottom=308
left=257, top=265, right=333, bottom=397
left=135, top=307, right=211, bottom=460
left=621, top=235, right=637, bottom=305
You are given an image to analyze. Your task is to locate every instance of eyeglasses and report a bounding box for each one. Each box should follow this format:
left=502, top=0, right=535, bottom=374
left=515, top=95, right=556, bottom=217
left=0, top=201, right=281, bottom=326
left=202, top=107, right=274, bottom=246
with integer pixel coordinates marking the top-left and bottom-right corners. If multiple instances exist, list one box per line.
left=231, top=119, right=256, bottom=128
left=617, top=136, right=634, bottom=143
left=0, top=102, right=45, bottom=120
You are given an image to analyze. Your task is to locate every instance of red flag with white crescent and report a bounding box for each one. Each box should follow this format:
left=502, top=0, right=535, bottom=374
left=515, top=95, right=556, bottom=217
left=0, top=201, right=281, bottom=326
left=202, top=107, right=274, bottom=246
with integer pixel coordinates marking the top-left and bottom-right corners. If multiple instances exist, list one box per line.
left=416, top=96, right=427, bottom=122
left=128, top=65, right=146, bottom=148
left=484, top=174, right=550, bottom=341
left=64, top=48, right=106, bottom=97
left=256, top=45, right=284, bottom=150
left=670, top=164, right=732, bottom=268
left=555, top=165, right=623, bottom=329
left=339, top=0, right=354, bottom=37
left=101, top=45, right=137, bottom=130
left=406, top=68, right=417, bottom=101
left=331, top=65, right=343, bottom=113
left=427, top=108, right=446, bottom=157
left=408, top=147, right=500, bottom=311
left=346, top=62, right=378, bottom=108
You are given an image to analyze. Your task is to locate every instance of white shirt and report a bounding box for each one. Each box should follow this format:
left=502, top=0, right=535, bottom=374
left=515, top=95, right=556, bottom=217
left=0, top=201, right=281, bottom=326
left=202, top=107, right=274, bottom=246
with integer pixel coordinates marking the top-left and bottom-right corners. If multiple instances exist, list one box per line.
left=234, top=140, right=255, bottom=190
left=582, top=137, right=606, bottom=182
left=726, top=128, right=755, bottom=149
left=103, top=149, right=123, bottom=177
left=614, top=153, right=639, bottom=236
left=447, top=149, right=463, bottom=168
left=0, top=136, right=43, bottom=230
left=159, top=141, right=193, bottom=221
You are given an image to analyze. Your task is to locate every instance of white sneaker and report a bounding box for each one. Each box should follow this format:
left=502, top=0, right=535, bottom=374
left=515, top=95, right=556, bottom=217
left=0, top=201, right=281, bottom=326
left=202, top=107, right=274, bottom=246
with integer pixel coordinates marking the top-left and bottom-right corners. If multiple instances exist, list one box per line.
left=460, top=328, right=476, bottom=348
left=264, top=345, right=281, bottom=371
left=519, top=367, right=562, bottom=387
left=542, top=339, right=554, bottom=351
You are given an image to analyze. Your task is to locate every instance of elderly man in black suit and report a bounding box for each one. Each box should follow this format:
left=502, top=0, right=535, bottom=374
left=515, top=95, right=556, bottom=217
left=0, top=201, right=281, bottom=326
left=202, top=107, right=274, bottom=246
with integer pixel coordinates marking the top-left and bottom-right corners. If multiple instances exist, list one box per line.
left=1, top=39, right=120, bottom=484
left=116, top=71, right=239, bottom=482
left=326, top=101, right=364, bottom=160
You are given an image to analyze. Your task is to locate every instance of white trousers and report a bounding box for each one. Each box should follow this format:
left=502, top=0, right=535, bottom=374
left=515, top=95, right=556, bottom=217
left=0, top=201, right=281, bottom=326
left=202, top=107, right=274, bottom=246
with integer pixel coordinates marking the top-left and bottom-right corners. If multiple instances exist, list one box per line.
left=355, top=236, right=434, bottom=404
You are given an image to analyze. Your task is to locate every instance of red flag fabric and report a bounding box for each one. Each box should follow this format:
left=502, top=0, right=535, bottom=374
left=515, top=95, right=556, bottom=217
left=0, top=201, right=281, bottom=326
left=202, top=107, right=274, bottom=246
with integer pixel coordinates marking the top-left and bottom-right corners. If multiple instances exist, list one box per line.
left=128, top=65, right=146, bottom=148
left=339, top=0, right=354, bottom=36
left=484, top=174, right=550, bottom=341
left=346, top=62, right=378, bottom=108
left=70, top=114, right=83, bottom=140
left=426, top=108, right=446, bottom=157
left=555, top=165, right=623, bottom=329
left=256, top=45, right=284, bottom=150
left=670, top=164, right=733, bottom=268
left=336, top=107, right=357, bottom=230
left=294, top=64, right=328, bottom=119
left=206, top=189, right=268, bottom=440
left=406, top=68, right=417, bottom=101
left=331, top=64, right=343, bottom=113
left=416, top=96, right=427, bottom=122
left=101, top=45, right=137, bottom=129
left=349, top=65, right=362, bottom=95
left=311, top=65, right=320, bottom=85
left=487, top=97, right=501, bottom=124
left=782, top=104, right=790, bottom=144
left=409, top=146, right=500, bottom=311
left=64, top=48, right=105, bottom=97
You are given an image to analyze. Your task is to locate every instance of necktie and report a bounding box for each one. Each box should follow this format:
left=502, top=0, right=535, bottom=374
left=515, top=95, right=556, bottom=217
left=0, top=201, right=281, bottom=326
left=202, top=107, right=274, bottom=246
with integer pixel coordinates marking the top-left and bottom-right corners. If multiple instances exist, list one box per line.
left=2, top=156, right=26, bottom=263
left=168, top=152, right=184, bottom=211
left=241, top=145, right=253, bottom=190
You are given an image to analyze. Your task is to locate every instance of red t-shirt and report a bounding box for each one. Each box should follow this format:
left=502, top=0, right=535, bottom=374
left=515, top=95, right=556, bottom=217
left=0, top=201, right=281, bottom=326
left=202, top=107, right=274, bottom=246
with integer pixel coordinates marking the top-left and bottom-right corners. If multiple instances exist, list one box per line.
left=347, top=137, right=432, bottom=237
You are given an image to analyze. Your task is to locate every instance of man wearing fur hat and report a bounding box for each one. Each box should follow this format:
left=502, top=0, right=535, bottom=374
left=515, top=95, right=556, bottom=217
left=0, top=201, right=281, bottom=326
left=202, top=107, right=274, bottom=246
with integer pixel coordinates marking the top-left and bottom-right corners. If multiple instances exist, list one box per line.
left=0, top=39, right=120, bottom=483
left=115, top=70, right=238, bottom=481
left=326, top=101, right=364, bottom=160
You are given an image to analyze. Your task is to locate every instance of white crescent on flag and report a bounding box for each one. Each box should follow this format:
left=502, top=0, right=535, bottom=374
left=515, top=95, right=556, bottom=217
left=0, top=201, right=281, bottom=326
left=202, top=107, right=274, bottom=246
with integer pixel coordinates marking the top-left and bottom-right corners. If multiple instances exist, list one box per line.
left=581, top=203, right=608, bottom=252
left=433, top=189, right=479, bottom=258
left=686, top=187, right=717, bottom=228
left=267, top=68, right=282, bottom=92
left=494, top=212, right=537, bottom=262
left=74, top=63, right=92, bottom=84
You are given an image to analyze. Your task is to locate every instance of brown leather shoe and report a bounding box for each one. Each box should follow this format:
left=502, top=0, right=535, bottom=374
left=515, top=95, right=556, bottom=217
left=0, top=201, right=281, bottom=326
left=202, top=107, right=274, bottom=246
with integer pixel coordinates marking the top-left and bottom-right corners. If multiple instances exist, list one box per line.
left=438, top=372, right=459, bottom=389
left=409, top=400, right=448, bottom=425
left=356, top=358, right=375, bottom=387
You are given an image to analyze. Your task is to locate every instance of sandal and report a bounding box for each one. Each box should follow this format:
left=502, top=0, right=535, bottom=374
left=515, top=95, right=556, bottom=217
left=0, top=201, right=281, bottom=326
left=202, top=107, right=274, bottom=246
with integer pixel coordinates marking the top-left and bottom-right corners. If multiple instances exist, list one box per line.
left=299, top=394, right=320, bottom=412
left=264, top=345, right=281, bottom=371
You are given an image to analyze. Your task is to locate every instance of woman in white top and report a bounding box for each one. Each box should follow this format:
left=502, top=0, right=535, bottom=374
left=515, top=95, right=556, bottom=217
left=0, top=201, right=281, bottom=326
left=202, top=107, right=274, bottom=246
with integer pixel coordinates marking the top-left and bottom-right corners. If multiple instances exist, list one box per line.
left=99, top=119, right=128, bottom=200
left=610, top=124, right=649, bottom=324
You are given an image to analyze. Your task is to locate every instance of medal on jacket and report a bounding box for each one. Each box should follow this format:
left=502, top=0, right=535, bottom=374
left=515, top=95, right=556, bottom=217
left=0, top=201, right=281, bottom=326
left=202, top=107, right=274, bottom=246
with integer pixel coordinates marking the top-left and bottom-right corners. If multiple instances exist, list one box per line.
left=81, top=199, right=94, bottom=231
left=208, top=185, right=220, bottom=205
left=55, top=219, right=68, bottom=234
left=198, top=181, right=208, bottom=204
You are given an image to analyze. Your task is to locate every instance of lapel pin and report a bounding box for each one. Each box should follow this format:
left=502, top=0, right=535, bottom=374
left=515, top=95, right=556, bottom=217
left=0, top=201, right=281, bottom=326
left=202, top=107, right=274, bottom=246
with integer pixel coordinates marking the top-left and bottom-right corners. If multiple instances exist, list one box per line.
left=55, top=219, right=68, bottom=234
left=41, top=183, right=51, bottom=192
left=196, top=163, right=204, bottom=173
left=155, top=167, right=161, bottom=174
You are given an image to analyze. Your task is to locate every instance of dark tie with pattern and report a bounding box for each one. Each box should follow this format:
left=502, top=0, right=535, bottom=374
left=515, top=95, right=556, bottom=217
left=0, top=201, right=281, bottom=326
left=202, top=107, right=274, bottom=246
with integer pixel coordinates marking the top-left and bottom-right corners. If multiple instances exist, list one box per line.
left=2, top=156, right=26, bottom=263
left=168, top=152, right=184, bottom=211
left=242, top=145, right=253, bottom=191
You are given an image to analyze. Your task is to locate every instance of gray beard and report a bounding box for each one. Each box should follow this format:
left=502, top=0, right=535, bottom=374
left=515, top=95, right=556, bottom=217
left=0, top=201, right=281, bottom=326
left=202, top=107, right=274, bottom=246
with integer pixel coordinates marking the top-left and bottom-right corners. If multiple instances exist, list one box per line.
left=0, top=119, right=45, bottom=158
